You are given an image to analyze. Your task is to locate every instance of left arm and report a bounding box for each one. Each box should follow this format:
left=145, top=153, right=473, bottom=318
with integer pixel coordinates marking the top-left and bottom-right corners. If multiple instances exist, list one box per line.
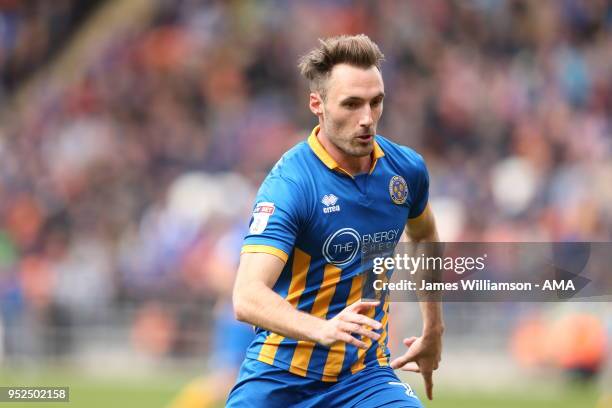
left=405, top=204, right=444, bottom=337
left=390, top=204, right=444, bottom=400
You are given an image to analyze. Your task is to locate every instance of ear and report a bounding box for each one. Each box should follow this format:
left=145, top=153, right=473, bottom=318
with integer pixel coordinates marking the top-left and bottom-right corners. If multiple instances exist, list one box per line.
left=309, top=92, right=324, bottom=116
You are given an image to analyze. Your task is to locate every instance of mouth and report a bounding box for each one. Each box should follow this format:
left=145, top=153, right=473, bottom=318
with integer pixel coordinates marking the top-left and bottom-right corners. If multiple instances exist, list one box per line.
left=356, top=134, right=373, bottom=142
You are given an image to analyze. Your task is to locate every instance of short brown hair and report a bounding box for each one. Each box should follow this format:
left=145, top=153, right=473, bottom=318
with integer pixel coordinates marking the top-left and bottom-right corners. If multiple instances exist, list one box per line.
left=298, top=34, right=385, bottom=98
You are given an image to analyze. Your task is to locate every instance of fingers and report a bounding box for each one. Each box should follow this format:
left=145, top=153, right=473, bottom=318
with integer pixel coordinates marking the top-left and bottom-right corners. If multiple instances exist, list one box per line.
left=337, top=331, right=368, bottom=349
left=390, top=338, right=419, bottom=369
left=348, top=300, right=379, bottom=313
left=338, top=321, right=381, bottom=341
left=400, top=362, right=420, bottom=372
left=422, top=370, right=433, bottom=400
left=341, top=311, right=382, bottom=330
left=390, top=351, right=416, bottom=369
left=328, top=300, right=382, bottom=349
left=390, top=335, right=438, bottom=400
left=403, top=336, right=418, bottom=347
left=356, top=326, right=381, bottom=342
left=390, top=336, right=422, bottom=369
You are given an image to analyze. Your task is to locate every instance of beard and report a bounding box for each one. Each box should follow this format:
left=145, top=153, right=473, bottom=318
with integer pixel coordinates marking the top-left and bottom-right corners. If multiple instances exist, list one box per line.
left=328, top=128, right=374, bottom=157
left=320, top=103, right=378, bottom=157
left=342, top=137, right=374, bottom=157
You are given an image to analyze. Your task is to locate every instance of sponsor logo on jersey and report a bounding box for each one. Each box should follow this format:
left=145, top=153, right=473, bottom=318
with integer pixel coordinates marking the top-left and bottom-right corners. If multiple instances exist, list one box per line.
left=321, top=194, right=340, bottom=214
left=322, top=228, right=401, bottom=266
left=249, top=202, right=275, bottom=234
left=322, top=228, right=360, bottom=266
left=389, top=175, right=408, bottom=205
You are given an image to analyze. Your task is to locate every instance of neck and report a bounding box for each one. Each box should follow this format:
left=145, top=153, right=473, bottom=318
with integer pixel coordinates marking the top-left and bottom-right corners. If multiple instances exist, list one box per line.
left=317, top=127, right=372, bottom=175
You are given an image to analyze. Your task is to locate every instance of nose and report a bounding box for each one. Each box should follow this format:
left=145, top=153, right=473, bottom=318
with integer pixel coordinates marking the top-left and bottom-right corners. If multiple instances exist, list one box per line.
left=359, top=105, right=373, bottom=128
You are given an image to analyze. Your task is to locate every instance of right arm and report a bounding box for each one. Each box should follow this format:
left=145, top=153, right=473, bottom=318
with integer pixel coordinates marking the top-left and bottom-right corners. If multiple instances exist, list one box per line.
left=233, top=252, right=381, bottom=349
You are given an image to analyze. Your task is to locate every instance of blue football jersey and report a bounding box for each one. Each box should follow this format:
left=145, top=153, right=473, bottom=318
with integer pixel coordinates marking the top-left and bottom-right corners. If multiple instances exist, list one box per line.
left=241, top=125, right=429, bottom=382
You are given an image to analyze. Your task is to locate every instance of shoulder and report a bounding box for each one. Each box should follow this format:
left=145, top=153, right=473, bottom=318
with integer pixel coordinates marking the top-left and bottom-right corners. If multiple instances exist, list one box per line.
left=376, top=135, right=427, bottom=174
left=259, top=140, right=313, bottom=194
left=255, top=141, right=314, bottom=221
left=265, top=140, right=315, bottom=184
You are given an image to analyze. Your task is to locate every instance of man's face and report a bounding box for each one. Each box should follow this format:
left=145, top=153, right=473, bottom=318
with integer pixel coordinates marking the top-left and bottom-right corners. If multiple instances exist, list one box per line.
left=312, top=64, right=385, bottom=157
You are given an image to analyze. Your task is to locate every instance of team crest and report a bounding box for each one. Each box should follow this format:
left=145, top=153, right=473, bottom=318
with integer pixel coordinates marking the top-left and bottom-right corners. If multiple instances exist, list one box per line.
left=389, top=175, right=408, bottom=205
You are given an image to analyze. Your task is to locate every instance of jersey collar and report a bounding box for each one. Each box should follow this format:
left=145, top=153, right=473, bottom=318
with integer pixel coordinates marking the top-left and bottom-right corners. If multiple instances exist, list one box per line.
left=307, top=125, right=385, bottom=176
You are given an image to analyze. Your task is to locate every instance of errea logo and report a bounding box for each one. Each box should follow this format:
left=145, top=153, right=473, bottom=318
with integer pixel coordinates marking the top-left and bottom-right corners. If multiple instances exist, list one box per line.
left=321, top=194, right=341, bottom=214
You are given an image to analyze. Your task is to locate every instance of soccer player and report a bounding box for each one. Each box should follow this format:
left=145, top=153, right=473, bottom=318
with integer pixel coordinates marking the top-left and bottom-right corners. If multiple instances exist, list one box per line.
left=227, top=34, right=443, bottom=407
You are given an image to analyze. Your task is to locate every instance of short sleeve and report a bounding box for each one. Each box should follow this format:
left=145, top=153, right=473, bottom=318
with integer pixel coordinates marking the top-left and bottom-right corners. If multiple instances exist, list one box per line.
left=242, top=175, right=305, bottom=262
left=408, top=153, right=430, bottom=219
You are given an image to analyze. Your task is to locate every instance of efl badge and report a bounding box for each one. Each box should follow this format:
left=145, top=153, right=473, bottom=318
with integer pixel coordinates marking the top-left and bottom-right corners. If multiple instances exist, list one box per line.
left=389, top=175, right=408, bottom=205
left=249, top=202, right=275, bottom=234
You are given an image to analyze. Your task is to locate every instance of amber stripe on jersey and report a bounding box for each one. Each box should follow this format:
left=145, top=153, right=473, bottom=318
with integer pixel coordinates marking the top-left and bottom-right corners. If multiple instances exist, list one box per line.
left=376, top=299, right=390, bottom=365
left=321, top=273, right=364, bottom=381
left=289, top=263, right=342, bottom=378
left=257, top=248, right=310, bottom=364
left=350, top=304, right=378, bottom=374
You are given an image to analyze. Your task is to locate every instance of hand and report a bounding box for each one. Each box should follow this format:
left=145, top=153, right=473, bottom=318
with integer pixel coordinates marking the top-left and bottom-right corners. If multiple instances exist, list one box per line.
left=316, top=300, right=382, bottom=349
left=390, top=333, right=442, bottom=400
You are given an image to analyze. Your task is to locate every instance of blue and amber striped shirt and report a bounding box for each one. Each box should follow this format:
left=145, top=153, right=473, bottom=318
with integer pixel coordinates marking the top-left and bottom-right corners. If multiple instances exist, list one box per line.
left=242, top=125, right=429, bottom=382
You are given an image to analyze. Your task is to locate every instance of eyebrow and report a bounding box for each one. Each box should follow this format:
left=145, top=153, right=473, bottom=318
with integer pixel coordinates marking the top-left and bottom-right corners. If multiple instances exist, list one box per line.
left=340, top=93, right=385, bottom=103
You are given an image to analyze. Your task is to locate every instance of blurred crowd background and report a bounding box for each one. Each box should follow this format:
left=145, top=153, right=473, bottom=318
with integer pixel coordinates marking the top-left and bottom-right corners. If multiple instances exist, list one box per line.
left=0, top=0, right=610, bottom=400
